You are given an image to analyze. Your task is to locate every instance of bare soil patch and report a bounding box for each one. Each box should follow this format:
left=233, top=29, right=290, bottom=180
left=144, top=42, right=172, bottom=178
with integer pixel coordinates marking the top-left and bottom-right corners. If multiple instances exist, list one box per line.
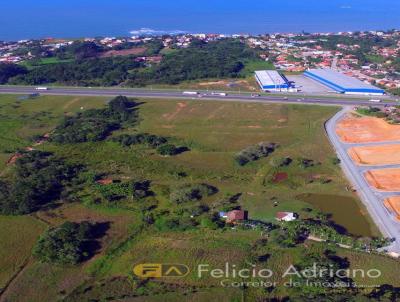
left=364, top=168, right=400, bottom=192
left=272, top=172, right=288, bottom=183
left=384, top=197, right=400, bottom=221
left=349, top=144, right=400, bottom=166
left=163, top=102, right=188, bottom=121
left=336, top=115, right=400, bottom=143
left=100, top=47, right=146, bottom=58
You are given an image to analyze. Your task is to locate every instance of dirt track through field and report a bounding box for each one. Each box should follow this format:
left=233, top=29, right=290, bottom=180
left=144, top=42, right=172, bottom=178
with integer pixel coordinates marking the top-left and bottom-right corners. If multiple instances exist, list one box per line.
left=163, top=102, right=188, bottom=121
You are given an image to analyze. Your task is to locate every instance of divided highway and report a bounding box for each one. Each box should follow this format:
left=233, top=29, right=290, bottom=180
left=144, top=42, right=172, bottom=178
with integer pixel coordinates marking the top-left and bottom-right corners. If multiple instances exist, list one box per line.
left=0, top=85, right=398, bottom=107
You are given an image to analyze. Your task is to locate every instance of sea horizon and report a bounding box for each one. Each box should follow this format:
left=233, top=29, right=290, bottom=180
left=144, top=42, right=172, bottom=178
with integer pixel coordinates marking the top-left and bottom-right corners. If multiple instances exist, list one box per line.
left=1, top=0, right=400, bottom=41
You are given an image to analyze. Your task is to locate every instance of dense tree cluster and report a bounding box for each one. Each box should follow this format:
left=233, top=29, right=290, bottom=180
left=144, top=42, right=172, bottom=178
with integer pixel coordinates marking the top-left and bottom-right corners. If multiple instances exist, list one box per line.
left=33, top=221, right=98, bottom=265
left=113, top=133, right=188, bottom=156
left=292, top=249, right=353, bottom=295
left=235, top=142, right=278, bottom=166
left=112, top=133, right=168, bottom=148
left=10, top=56, right=141, bottom=86
left=0, top=63, right=27, bottom=84
left=127, top=39, right=255, bottom=85
left=51, top=96, right=138, bottom=143
left=0, top=151, right=80, bottom=215
left=156, top=144, right=187, bottom=156
left=271, top=224, right=310, bottom=248
left=4, top=39, right=259, bottom=86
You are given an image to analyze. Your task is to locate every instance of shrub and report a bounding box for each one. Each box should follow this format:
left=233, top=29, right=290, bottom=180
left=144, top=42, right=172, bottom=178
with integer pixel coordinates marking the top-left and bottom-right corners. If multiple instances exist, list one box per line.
left=0, top=151, right=80, bottom=215
left=270, top=157, right=292, bottom=167
left=298, top=158, right=315, bottom=169
left=113, top=133, right=167, bottom=148
left=94, top=180, right=152, bottom=202
left=170, top=184, right=218, bottom=204
left=157, top=144, right=179, bottom=156
left=331, top=157, right=341, bottom=165
left=235, top=142, right=277, bottom=166
left=154, top=216, right=197, bottom=231
left=95, top=182, right=132, bottom=201
left=33, top=221, right=96, bottom=265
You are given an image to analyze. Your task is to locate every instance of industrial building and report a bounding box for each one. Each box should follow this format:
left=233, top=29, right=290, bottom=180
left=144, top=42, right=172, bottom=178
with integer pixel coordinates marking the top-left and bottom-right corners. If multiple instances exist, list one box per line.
left=255, top=70, right=293, bottom=91
left=304, top=69, right=385, bottom=95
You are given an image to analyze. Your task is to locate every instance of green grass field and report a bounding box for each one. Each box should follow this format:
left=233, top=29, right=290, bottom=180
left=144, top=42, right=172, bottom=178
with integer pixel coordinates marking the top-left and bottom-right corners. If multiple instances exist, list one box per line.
left=21, top=57, right=74, bottom=70
left=0, top=215, right=46, bottom=290
left=0, top=94, right=398, bottom=301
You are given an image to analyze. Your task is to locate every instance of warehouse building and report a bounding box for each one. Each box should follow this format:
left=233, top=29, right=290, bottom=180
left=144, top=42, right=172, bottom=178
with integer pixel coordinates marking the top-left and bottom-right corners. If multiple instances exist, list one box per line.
left=255, top=70, right=293, bottom=91
left=304, top=69, right=385, bottom=95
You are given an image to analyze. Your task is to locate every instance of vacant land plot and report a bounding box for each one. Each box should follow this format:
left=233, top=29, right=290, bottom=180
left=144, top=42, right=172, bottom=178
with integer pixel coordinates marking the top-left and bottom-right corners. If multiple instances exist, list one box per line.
left=0, top=95, right=376, bottom=235
left=149, top=77, right=259, bottom=92
left=349, top=144, right=400, bottom=165
left=384, top=197, right=400, bottom=221
left=0, top=94, right=107, bottom=170
left=336, top=114, right=400, bottom=143
left=1, top=204, right=138, bottom=302
left=0, top=94, right=386, bottom=301
left=0, top=216, right=46, bottom=290
left=100, top=47, right=147, bottom=58
left=365, top=168, right=400, bottom=191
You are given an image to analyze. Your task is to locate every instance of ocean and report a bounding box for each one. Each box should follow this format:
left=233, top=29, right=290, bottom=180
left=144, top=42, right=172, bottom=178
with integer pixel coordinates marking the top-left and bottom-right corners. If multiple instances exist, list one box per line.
left=1, top=0, right=400, bottom=40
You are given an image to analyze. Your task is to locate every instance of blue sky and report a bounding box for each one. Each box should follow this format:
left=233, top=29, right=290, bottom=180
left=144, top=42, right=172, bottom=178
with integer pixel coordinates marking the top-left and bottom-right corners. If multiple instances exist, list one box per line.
left=1, top=0, right=400, bottom=40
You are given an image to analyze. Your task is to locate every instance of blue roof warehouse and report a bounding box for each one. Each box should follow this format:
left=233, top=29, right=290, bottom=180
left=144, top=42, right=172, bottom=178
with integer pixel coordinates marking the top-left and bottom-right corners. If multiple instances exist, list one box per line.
left=255, top=70, right=293, bottom=92
left=304, top=69, right=385, bottom=95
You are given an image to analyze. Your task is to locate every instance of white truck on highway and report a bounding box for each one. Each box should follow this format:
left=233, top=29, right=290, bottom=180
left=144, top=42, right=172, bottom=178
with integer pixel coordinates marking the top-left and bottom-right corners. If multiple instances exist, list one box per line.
left=369, top=99, right=382, bottom=103
left=35, top=87, right=49, bottom=91
left=182, top=91, right=199, bottom=95
left=210, top=92, right=227, bottom=97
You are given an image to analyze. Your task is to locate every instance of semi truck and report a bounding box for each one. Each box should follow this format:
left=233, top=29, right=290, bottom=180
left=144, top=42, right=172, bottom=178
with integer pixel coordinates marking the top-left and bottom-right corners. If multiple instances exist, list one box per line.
left=210, top=92, right=227, bottom=97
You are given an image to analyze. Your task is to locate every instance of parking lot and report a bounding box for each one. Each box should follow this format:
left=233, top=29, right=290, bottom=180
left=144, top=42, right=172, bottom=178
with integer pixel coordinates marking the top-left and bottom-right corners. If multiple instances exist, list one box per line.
left=286, top=75, right=332, bottom=94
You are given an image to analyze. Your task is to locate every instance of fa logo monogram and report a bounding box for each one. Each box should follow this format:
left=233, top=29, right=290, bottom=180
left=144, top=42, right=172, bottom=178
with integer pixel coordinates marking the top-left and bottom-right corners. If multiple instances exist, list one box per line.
left=133, top=263, right=189, bottom=278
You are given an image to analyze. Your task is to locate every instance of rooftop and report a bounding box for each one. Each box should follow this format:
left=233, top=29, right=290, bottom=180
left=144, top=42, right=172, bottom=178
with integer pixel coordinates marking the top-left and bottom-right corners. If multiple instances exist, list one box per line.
left=255, top=70, right=287, bottom=86
left=255, top=70, right=291, bottom=90
left=305, top=69, right=384, bottom=92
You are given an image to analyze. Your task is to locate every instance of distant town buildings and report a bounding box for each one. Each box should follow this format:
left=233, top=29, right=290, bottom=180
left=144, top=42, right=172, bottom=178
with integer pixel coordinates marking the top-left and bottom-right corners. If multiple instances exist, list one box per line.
left=1, top=30, right=399, bottom=91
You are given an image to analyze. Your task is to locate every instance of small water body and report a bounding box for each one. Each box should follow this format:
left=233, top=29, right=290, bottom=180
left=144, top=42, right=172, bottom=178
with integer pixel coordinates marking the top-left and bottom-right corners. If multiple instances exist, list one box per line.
left=297, top=193, right=374, bottom=237
left=1, top=0, right=399, bottom=40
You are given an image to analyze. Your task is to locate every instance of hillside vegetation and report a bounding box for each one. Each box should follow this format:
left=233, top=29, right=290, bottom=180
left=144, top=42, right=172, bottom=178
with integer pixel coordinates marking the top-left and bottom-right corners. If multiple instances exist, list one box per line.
left=3, top=39, right=263, bottom=87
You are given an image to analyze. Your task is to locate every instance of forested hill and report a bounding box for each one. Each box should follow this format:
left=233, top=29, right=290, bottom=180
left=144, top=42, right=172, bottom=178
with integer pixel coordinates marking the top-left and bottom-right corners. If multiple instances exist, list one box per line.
left=1, top=39, right=262, bottom=87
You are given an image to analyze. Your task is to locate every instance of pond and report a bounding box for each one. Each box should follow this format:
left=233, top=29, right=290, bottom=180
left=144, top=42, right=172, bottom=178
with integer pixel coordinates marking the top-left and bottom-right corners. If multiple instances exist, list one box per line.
left=297, top=193, right=374, bottom=237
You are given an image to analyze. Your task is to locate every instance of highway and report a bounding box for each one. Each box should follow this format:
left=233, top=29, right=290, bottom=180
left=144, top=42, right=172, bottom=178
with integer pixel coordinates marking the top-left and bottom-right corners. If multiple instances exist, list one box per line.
left=326, top=107, right=400, bottom=254
left=0, top=85, right=398, bottom=107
